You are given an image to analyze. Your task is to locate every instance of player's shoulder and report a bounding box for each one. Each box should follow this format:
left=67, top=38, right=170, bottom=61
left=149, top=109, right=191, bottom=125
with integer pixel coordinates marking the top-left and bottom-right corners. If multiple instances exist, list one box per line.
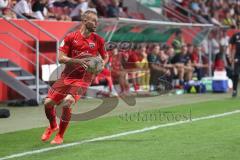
left=92, top=33, right=105, bottom=42
left=65, top=31, right=81, bottom=39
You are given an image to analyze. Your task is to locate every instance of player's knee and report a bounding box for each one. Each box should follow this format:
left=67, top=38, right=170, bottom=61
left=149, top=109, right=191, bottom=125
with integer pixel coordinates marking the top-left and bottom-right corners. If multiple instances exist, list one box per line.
left=62, top=95, right=75, bottom=107
left=44, top=98, right=55, bottom=106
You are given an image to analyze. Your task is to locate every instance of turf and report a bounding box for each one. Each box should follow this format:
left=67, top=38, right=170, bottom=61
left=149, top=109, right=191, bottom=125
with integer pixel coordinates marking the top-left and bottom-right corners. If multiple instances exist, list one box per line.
left=1, top=97, right=240, bottom=160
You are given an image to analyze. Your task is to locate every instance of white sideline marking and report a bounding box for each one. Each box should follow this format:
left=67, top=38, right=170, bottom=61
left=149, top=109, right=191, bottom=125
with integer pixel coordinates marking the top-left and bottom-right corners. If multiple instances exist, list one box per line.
left=1, top=110, right=240, bottom=160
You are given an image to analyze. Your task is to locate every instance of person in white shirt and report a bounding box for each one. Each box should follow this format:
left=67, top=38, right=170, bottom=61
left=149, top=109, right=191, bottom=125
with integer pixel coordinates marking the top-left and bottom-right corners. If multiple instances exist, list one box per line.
left=0, top=0, right=9, bottom=16
left=70, top=0, right=88, bottom=21
left=14, top=0, right=36, bottom=19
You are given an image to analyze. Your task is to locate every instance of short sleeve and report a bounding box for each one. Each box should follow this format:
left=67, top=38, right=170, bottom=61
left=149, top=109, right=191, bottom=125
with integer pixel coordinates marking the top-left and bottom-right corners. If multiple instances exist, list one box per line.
left=59, top=33, right=73, bottom=56
left=98, top=37, right=107, bottom=58
left=23, top=1, right=31, bottom=14
left=229, top=34, right=236, bottom=45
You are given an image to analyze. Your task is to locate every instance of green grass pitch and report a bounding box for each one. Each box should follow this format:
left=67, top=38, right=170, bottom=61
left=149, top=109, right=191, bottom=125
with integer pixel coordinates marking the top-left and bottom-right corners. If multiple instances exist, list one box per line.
left=1, top=95, right=240, bottom=160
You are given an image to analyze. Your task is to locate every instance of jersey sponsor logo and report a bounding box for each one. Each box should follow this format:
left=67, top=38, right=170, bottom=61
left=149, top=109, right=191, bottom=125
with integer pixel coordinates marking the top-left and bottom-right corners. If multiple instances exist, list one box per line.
left=89, top=42, right=95, bottom=49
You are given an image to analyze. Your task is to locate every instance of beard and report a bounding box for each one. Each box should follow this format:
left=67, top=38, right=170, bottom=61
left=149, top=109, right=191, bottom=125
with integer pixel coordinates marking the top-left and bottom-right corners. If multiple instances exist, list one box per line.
left=86, top=23, right=96, bottom=32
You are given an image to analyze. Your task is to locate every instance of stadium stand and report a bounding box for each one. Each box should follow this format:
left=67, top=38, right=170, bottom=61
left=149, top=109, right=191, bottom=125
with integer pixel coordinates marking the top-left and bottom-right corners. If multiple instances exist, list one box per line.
left=0, top=0, right=240, bottom=103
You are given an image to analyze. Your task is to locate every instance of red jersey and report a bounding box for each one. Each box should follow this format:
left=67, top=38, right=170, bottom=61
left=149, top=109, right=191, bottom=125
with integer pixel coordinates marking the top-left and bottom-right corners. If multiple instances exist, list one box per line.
left=125, top=50, right=142, bottom=69
left=59, top=31, right=107, bottom=79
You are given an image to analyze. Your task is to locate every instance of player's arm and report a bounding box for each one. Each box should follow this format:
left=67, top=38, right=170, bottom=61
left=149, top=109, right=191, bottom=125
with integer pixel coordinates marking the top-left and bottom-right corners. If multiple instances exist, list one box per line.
left=98, top=38, right=109, bottom=66
left=59, top=33, right=89, bottom=69
left=229, top=34, right=236, bottom=64
left=101, top=53, right=109, bottom=66
left=58, top=51, right=88, bottom=69
left=229, top=44, right=236, bottom=64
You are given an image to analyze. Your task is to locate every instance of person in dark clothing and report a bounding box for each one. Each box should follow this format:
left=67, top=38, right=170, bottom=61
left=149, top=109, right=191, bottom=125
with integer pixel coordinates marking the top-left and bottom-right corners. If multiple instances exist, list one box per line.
left=147, top=45, right=171, bottom=91
left=32, top=0, right=48, bottom=20
left=107, top=0, right=119, bottom=17
left=189, top=44, right=209, bottom=80
left=229, top=32, right=240, bottom=97
left=214, top=45, right=232, bottom=77
left=171, top=44, right=193, bottom=84
left=53, top=0, right=76, bottom=8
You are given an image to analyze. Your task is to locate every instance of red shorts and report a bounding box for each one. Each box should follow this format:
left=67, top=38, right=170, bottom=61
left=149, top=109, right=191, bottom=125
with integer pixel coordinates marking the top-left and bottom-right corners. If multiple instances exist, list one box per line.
left=47, top=78, right=91, bottom=104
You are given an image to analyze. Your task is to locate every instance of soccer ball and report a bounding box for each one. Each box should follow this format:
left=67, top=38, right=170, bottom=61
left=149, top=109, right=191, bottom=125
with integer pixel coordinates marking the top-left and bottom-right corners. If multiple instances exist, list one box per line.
left=86, top=56, right=104, bottom=74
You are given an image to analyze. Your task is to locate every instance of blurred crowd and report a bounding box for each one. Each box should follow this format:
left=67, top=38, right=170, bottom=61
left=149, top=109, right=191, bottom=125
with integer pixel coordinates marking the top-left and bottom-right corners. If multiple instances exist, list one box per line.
left=174, top=0, right=240, bottom=29
left=1, top=0, right=239, bottom=28
left=0, top=0, right=237, bottom=93
left=0, top=0, right=144, bottom=20
left=100, top=29, right=231, bottom=93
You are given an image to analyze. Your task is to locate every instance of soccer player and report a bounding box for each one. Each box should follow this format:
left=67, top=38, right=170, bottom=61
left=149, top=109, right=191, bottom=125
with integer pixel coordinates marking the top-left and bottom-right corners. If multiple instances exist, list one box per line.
left=41, top=10, right=108, bottom=144
left=229, top=31, right=240, bottom=97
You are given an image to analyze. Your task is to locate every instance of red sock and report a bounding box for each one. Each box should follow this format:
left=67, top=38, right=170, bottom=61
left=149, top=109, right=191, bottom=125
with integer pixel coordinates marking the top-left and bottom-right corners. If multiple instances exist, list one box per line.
left=58, top=107, right=72, bottom=137
left=45, top=104, right=57, bottom=129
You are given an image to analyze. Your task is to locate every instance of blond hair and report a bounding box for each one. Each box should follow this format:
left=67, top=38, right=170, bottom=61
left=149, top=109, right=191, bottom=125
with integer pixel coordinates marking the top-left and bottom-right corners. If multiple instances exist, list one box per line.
left=81, top=10, right=97, bottom=21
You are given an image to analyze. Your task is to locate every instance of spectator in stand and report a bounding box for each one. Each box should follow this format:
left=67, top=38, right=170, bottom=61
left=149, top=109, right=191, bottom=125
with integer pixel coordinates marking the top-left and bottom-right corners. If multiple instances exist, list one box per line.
left=169, top=0, right=240, bottom=28
left=125, top=45, right=142, bottom=92
left=190, top=0, right=201, bottom=13
left=110, top=48, right=130, bottom=94
left=70, top=0, right=88, bottom=21
left=0, top=0, right=9, bottom=17
left=199, top=0, right=210, bottom=22
left=189, top=44, right=209, bottom=80
left=87, top=0, right=97, bottom=13
left=171, top=44, right=193, bottom=84
left=210, top=12, right=222, bottom=27
left=236, top=14, right=240, bottom=29
left=32, top=0, right=48, bottom=20
left=107, top=0, right=119, bottom=18
left=172, top=30, right=185, bottom=55
left=52, top=0, right=76, bottom=8
left=91, top=0, right=106, bottom=17
left=209, top=30, right=220, bottom=60
left=14, top=0, right=36, bottom=19
left=219, top=29, right=230, bottom=55
left=135, top=44, right=150, bottom=91
left=147, top=44, right=171, bottom=91
left=165, top=45, right=176, bottom=61
left=222, top=10, right=236, bottom=28
left=159, top=48, right=175, bottom=83
left=214, top=45, right=232, bottom=78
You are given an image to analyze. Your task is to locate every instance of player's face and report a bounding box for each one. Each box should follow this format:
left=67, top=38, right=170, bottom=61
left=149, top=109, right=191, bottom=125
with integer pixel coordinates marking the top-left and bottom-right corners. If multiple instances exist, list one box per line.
left=85, top=14, right=98, bottom=32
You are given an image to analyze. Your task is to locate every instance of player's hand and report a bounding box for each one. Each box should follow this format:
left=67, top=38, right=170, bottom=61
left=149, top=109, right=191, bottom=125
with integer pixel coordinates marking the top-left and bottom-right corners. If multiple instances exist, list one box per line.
left=76, top=59, right=88, bottom=70
left=94, top=58, right=105, bottom=75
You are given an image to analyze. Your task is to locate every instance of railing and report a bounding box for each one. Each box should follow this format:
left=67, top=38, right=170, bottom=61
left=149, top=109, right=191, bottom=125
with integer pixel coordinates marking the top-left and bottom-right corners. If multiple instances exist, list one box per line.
left=1, top=17, right=40, bottom=103
left=0, top=32, right=55, bottom=64
left=0, top=38, right=35, bottom=66
left=9, top=8, right=60, bottom=65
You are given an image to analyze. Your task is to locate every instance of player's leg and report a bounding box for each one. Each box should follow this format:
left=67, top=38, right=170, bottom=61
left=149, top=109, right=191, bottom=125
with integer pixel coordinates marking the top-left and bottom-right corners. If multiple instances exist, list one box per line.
left=44, top=98, right=58, bottom=129
left=51, top=94, right=75, bottom=144
left=42, top=78, right=67, bottom=141
left=144, top=69, right=150, bottom=90
left=41, top=98, right=59, bottom=141
left=185, top=66, right=193, bottom=82
left=232, top=62, right=239, bottom=97
left=177, top=66, right=184, bottom=85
